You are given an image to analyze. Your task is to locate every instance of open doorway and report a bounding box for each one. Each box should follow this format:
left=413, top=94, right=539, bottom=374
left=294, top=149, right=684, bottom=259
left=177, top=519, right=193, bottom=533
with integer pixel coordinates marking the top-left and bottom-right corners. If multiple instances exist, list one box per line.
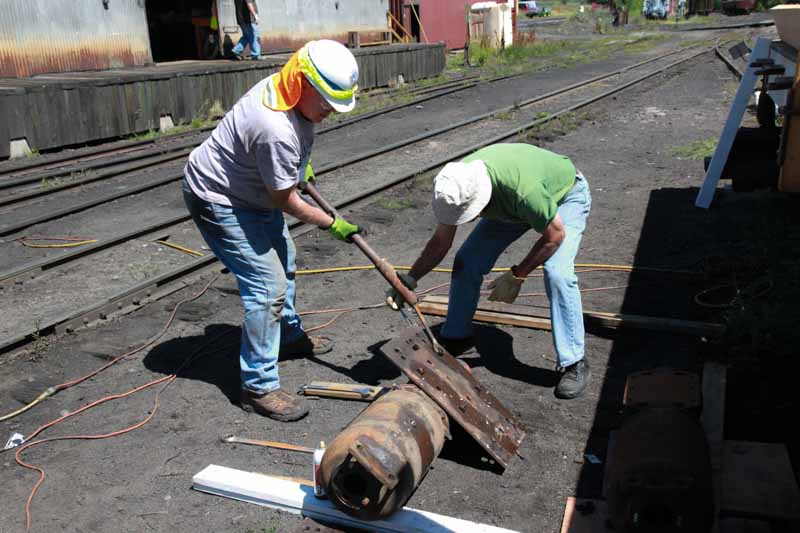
left=145, top=0, right=220, bottom=62
left=404, top=3, right=422, bottom=43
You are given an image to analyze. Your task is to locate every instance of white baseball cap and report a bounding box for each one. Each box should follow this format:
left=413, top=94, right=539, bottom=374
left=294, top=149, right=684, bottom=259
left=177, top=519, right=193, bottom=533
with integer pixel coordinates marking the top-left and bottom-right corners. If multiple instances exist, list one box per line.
left=432, top=161, right=492, bottom=225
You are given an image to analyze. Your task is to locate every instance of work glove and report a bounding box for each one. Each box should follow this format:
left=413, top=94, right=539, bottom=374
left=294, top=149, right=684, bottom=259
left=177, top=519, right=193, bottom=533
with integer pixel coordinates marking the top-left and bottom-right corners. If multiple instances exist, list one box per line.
left=303, top=160, right=315, bottom=183
left=385, top=273, right=417, bottom=311
left=487, top=269, right=526, bottom=304
left=328, top=217, right=361, bottom=242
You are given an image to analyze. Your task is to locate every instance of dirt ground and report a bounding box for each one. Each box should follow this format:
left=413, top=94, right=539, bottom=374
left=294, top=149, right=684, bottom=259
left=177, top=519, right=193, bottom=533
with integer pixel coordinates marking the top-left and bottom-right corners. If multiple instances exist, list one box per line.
left=1, top=24, right=797, bottom=533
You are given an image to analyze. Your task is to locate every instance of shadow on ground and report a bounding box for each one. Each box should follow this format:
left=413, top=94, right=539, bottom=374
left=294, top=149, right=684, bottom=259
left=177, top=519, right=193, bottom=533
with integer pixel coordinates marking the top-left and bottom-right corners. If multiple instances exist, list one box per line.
left=573, top=185, right=800, bottom=530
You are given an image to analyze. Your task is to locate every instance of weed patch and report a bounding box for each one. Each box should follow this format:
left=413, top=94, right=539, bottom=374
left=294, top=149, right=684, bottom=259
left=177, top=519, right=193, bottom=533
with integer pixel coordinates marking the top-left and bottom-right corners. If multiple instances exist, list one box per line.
left=378, top=197, right=416, bottom=210
left=28, top=318, right=50, bottom=361
left=521, top=110, right=600, bottom=143
left=671, top=138, right=716, bottom=160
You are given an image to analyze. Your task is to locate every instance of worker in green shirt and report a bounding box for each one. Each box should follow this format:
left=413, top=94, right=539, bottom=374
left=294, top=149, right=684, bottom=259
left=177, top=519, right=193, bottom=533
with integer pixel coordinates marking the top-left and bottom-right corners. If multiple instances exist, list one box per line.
left=387, top=143, right=592, bottom=399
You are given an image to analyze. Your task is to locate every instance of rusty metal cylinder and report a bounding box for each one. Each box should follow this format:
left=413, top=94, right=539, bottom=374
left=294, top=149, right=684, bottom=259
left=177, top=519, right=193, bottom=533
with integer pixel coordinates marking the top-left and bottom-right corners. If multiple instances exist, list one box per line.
left=319, top=387, right=448, bottom=520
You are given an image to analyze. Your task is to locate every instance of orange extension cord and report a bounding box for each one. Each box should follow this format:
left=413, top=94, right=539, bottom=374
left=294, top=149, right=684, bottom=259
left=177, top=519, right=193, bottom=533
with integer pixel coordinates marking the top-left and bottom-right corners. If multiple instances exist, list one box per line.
left=11, top=273, right=223, bottom=531
left=9, top=266, right=633, bottom=529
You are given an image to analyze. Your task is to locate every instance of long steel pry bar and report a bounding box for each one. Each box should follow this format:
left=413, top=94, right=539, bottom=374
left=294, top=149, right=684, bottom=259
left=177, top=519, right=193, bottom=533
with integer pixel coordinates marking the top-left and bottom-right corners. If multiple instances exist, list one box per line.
left=299, top=181, right=443, bottom=354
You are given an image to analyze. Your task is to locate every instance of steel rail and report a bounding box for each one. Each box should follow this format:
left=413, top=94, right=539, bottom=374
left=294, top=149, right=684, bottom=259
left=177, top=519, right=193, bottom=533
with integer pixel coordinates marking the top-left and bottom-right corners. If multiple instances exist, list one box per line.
left=0, top=128, right=214, bottom=181
left=0, top=72, right=509, bottom=196
left=0, top=72, right=493, bottom=182
left=0, top=42, right=691, bottom=201
left=0, top=44, right=686, bottom=185
left=0, top=45, right=701, bottom=239
left=0, top=139, right=198, bottom=193
left=0, top=149, right=193, bottom=207
left=0, top=214, right=188, bottom=284
left=0, top=45, right=713, bottom=356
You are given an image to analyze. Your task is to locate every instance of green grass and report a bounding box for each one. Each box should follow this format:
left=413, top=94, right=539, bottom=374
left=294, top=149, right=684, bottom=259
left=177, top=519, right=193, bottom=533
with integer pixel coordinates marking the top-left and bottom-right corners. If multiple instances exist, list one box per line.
left=671, top=138, right=717, bottom=160
left=126, top=99, right=223, bottom=142
left=520, top=110, right=599, bottom=142
left=25, top=148, right=40, bottom=159
left=377, top=197, right=416, bottom=210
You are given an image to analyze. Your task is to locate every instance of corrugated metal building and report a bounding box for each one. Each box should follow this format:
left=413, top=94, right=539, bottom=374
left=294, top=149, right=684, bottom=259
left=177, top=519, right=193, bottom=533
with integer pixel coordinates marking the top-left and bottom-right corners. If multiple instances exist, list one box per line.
left=217, top=0, right=390, bottom=53
left=0, top=0, right=393, bottom=79
left=0, top=0, right=152, bottom=78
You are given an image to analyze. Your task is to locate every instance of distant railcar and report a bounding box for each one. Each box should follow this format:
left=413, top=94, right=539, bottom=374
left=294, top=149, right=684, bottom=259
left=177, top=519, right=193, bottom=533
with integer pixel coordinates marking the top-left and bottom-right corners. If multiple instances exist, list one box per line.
left=688, top=0, right=714, bottom=15
left=722, top=0, right=757, bottom=14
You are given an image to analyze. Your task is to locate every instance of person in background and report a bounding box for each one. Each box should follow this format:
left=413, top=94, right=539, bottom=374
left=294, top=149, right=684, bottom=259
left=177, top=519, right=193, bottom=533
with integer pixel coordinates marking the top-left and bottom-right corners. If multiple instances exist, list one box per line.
left=386, top=143, right=593, bottom=399
left=183, top=40, right=361, bottom=421
left=232, top=0, right=260, bottom=60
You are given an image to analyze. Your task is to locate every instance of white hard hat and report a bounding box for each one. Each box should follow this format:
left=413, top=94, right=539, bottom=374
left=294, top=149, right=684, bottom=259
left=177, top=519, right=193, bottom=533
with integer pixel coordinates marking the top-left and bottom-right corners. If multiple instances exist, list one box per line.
left=432, top=161, right=492, bottom=225
left=303, top=40, right=359, bottom=113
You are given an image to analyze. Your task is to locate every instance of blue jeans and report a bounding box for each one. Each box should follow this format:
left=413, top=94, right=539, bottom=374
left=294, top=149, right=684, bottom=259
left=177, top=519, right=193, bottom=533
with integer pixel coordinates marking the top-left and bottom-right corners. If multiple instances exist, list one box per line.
left=441, top=174, right=592, bottom=368
left=183, top=186, right=304, bottom=393
left=232, top=22, right=261, bottom=58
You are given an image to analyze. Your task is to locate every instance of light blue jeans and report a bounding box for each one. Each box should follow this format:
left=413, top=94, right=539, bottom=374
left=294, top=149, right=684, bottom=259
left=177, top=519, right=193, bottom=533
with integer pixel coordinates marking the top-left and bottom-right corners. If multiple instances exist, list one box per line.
left=183, top=186, right=304, bottom=394
left=440, top=174, right=592, bottom=368
left=232, top=22, right=261, bottom=59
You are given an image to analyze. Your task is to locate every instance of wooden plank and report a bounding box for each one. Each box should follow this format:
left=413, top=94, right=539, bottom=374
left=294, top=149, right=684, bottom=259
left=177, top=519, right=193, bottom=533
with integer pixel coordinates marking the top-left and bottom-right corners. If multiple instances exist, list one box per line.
left=417, top=299, right=553, bottom=331
left=721, top=440, right=800, bottom=520
left=559, top=497, right=609, bottom=533
left=778, top=48, right=800, bottom=192
left=719, top=517, right=771, bottom=533
left=192, top=464, right=521, bottom=533
left=702, top=361, right=727, bottom=533
left=702, top=362, right=727, bottom=469
left=420, top=295, right=725, bottom=337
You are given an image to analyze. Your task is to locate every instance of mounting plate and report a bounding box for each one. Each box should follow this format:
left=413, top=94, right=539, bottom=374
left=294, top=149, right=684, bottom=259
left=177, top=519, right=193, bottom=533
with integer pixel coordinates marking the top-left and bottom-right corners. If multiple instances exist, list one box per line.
left=379, top=327, right=526, bottom=470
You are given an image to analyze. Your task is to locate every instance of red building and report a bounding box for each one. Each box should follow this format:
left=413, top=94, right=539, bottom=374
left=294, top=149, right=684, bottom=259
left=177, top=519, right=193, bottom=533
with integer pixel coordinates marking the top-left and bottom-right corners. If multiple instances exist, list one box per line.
left=390, top=0, right=516, bottom=50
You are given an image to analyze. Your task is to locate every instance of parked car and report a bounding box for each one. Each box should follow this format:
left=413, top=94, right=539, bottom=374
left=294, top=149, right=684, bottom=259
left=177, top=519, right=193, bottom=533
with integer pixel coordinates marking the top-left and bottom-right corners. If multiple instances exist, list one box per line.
left=519, top=1, right=551, bottom=17
left=643, top=0, right=670, bottom=19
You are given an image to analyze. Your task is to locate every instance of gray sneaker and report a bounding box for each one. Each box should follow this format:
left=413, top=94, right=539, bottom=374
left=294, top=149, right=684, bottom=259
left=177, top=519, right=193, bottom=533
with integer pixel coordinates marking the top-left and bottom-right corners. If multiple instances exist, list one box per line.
left=555, top=358, right=591, bottom=399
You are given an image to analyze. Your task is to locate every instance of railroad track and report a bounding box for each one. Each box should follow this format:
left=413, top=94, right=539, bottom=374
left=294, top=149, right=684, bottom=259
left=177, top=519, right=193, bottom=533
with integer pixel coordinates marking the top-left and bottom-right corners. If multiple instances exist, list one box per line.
left=0, top=45, right=695, bottom=236
left=0, top=70, right=519, bottom=187
left=0, top=44, right=718, bottom=355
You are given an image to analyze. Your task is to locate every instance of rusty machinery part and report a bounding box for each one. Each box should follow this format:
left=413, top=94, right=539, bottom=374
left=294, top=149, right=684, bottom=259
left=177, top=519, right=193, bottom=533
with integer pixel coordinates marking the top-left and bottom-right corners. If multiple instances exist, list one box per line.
left=623, top=368, right=700, bottom=410
left=379, top=327, right=526, bottom=470
left=320, top=387, right=448, bottom=520
left=606, top=407, right=713, bottom=533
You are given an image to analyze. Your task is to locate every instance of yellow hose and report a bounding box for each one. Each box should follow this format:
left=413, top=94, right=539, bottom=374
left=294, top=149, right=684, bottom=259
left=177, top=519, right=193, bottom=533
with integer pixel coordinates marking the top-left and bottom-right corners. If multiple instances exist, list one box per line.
left=17, top=238, right=97, bottom=249
left=297, top=263, right=695, bottom=276
left=0, top=387, right=56, bottom=423
left=0, top=260, right=689, bottom=423
left=154, top=240, right=204, bottom=257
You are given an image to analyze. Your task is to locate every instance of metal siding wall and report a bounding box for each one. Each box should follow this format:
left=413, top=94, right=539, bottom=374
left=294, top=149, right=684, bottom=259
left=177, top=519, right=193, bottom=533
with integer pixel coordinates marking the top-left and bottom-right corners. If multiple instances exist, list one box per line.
left=218, top=0, right=390, bottom=50
left=404, top=0, right=480, bottom=50
left=0, top=0, right=152, bottom=78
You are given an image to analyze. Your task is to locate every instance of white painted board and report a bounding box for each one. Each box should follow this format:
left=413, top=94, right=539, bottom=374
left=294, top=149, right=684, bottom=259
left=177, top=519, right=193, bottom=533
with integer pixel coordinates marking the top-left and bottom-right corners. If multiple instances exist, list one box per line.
left=193, top=464, right=521, bottom=533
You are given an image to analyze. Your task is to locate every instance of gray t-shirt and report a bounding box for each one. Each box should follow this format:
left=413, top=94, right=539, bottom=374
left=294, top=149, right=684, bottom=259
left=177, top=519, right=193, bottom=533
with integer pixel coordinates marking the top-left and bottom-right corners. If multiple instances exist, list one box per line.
left=184, top=76, right=314, bottom=211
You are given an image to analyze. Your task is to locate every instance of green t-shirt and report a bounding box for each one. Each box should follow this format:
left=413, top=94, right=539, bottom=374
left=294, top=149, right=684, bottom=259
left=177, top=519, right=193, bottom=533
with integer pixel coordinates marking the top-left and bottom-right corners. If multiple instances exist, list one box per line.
left=463, top=144, right=576, bottom=232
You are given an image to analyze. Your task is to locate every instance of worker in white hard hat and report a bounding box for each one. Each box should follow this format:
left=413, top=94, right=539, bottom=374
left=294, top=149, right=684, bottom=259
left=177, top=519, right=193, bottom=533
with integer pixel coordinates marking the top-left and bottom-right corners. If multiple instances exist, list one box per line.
left=387, top=143, right=593, bottom=399
left=182, top=40, right=361, bottom=421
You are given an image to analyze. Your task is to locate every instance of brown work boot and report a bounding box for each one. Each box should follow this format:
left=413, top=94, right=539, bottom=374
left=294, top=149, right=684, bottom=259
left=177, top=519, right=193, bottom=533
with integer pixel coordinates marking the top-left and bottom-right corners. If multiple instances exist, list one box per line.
left=241, top=388, right=309, bottom=422
left=280, top=334, right=334, bottom=357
